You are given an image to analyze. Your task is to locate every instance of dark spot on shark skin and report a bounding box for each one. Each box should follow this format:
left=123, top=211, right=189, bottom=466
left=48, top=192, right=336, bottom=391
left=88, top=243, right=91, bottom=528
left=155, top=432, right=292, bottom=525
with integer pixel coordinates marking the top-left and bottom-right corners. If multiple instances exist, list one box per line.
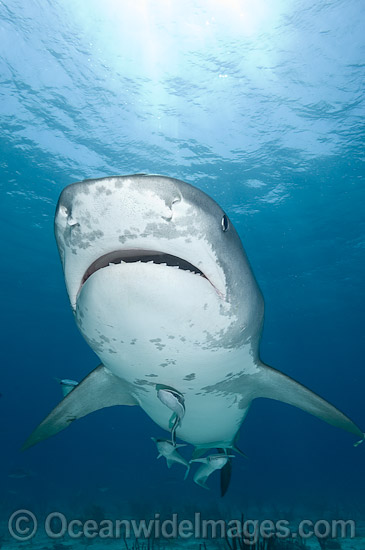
left=167, top=335, right=175, bottom=339
left=184, top=373, right=196, bottom=381
left=100, top=335, right=110, bottom=343
left=146, top=374, right=158, bottom=378
left=135, top=379, right=155, bottom=387
left=226, top=372, right=233, bottom=377
left=108, top=349, right=117, bottom=354
left=203, top=303, right=208, bottom=310
left=200, top=327, right=243, bottom=351
left=180, top=337, right=186, bottom=342
left=160, top=359, right=176, bottom=367
left=144, top=208, right=201, bottom=240
left=119, top=231, right=138, bottom=244
left=76, top=185, right=90, bottom=195
left=70, top=228, right=104, bottom=250
left=202, top=369, right=260, bottom=398
left=82, top=334, right=105, bottom=354
left=96, top=185, right=112, bottom=196
left=130, top=339, right=137, bottom=345
left=150, top=338, right=165, bottom=351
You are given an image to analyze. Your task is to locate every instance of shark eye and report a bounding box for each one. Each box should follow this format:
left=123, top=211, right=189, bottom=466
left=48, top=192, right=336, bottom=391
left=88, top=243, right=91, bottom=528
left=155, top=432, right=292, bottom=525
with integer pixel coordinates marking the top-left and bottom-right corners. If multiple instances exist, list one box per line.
left=221, top=214, right=229, bottom=232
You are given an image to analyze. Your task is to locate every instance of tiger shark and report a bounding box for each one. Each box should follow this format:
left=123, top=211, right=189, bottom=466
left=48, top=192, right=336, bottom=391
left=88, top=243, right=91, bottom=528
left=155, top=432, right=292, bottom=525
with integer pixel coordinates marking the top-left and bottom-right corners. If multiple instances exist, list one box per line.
left=23, top=174, right=363, bottom=493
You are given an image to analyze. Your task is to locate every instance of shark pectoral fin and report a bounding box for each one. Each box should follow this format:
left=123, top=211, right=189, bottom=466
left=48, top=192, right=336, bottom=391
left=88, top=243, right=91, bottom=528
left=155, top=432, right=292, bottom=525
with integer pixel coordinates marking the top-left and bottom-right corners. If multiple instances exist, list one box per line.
left=22, top=365, right=137, bottom=450
left=166, top=459, right=173, bottom=469
left=256, top=362, right=363, bottom=439
left=183, top=464, right=190, bottom=481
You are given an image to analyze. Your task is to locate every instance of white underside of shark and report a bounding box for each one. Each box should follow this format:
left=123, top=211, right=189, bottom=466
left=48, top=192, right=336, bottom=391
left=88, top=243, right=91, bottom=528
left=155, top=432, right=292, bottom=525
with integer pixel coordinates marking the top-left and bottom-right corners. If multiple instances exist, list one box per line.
left=23, top=175, right=364, bottom=492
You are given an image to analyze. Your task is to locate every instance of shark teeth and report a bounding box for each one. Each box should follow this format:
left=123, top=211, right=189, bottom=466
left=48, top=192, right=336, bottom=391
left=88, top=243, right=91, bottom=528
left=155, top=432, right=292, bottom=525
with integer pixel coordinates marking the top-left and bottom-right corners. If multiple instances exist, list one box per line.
left=81, top=249, right=208, bottom=287
left=108, top=259, right=202, bottom=276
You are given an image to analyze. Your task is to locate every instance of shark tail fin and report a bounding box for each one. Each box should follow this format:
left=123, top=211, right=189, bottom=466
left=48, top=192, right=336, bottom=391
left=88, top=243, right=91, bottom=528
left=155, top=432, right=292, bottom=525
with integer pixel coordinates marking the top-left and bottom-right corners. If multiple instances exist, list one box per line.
left=23, top=365, right=137, bottom=450
left=255, top=362, right=363, bottom=440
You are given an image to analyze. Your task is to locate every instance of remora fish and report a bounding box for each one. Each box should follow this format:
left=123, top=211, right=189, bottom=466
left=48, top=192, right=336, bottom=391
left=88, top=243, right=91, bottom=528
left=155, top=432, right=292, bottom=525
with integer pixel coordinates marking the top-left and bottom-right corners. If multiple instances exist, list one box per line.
left=152, top=437, right=190, bottom=477
left=23, top=175, right=364, bottom=491
left=191, top=454, right=234, bottom=490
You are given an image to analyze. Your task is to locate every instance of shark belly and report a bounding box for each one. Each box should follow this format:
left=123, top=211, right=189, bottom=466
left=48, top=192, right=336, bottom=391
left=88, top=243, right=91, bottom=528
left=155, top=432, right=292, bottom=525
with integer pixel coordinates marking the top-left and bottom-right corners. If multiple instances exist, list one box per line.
left=75, top=261, right=258, bottom=446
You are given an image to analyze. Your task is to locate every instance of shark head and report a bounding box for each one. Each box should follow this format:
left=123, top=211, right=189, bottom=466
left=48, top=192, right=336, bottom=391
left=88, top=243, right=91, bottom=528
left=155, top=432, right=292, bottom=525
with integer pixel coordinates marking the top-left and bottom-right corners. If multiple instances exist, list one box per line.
left=55, top=175, right=263, bottom=353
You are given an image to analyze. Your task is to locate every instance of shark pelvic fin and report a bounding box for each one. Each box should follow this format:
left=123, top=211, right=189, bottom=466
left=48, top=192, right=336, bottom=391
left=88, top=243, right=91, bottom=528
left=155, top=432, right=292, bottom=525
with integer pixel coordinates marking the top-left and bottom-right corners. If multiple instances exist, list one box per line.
left=23, top=365, right=137, bottom=450
left=255, top=362, right=363, bottom=439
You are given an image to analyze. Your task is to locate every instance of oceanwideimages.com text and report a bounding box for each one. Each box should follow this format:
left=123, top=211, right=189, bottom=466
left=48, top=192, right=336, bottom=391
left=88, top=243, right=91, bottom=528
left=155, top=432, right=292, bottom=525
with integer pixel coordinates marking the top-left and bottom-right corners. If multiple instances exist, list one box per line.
left=8, top=510, right=357, bottom=543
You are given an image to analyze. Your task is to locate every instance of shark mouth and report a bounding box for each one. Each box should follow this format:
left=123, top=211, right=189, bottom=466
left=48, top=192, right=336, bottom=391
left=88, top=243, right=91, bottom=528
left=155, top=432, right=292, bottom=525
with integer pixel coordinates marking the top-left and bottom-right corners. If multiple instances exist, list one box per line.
left=80, top=249, right=209, bottom=290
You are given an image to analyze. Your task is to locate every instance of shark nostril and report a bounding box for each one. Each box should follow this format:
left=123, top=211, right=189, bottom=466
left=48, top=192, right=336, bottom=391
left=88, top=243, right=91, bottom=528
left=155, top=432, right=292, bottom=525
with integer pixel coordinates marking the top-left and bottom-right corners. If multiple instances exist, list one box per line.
left=162, top=198, right=181, bottom=221
left=67, top=216, right=79, bottom=227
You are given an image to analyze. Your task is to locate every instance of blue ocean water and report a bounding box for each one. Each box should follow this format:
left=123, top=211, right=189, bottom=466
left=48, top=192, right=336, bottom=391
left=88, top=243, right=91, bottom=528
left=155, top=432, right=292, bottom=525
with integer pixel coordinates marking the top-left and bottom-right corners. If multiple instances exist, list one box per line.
left=1, top=0, right=364, bottom=546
